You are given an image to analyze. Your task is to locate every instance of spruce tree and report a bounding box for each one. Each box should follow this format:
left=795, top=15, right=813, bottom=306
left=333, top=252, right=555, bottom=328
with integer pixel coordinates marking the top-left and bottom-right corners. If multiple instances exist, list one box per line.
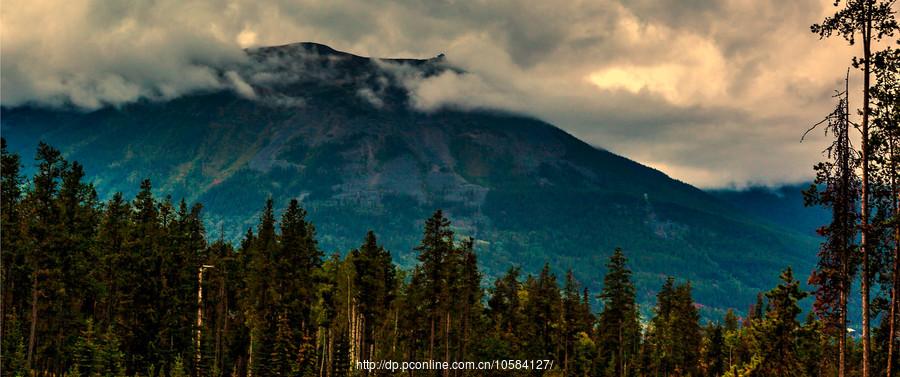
left=24, top=142, right=69, bottom=373
left=456, top=237, right=482, bottom=361
left=702, top=322, right=726, bottom=377
left=562, top=270, right=583, bottom=376
left=245, top=198, right=278, bottom=376
left=352, top=231, right=396, bottom=362
left=749, top=267, right=809, bottom=376
left=1, top=138, right=26, bottom=337
left=670, top=282, right=702, bottom=375
left=488, top=266, right=523, bottom=357
left=413, top=210, right=454, bottom=360
left=596, top=248, right=640, bottom=377
left=523, top=264, right=561, bottom=361
left=645, top=277, right=701, bottom=376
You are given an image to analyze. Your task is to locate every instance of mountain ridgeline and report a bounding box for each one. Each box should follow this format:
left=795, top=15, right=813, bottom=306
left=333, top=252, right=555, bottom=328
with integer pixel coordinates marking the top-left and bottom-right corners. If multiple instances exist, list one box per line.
left=1, top=42, right=818, bottom=316
left=710, top=184, right=830, bottom=238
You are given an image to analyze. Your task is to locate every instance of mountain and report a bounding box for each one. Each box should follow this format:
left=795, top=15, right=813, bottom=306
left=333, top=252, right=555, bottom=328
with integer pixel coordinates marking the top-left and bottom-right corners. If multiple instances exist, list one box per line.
left=709, top=183, right=830, bottom=237
left=1, top=42, right=818, bottom=317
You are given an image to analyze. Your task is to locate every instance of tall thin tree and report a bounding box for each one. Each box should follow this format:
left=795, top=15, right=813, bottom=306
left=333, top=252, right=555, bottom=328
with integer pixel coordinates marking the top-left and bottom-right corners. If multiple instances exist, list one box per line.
left=804, top=72, right=859, bottom=377
left=812, top=2, right=898, bottom=374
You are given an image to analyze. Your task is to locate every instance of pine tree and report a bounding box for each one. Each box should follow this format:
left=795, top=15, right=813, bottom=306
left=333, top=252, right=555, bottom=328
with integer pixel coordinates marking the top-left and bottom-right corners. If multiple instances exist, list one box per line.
left=96, top=193, right=130, bottom=327
left=270, top=313, right=297, bottom=376
left=456, top=237, right=482, bottom=362
left=24, top=142, right=70, bottom=373
left=1, top=313, right=29, bottom=377
left=1, top=138, right=27, bottom=343
left=562, top=270, right=583, bottom=376
left=644, top=277, right=674, bottom=375
left=870, top=45, right=900, bottom=377
left=804, top=71, right=859, bottom=377
left=488, top=266, right=523, bottom=357
left=812, top=4, right=899, bottom=375
left=722, top=309, right=744, bottom=370
left=351, top=231, right=396, bottom=362
left=121, top=179, right=166, bottom=373
left=702, top=322, right=726, bottom=377
left=245, top=199, right=278, bottom=376
left=749, top=267, right=809, bottom=376
left=412, top=210, right=454, bottom=361
left=170, top=356, right=189, bottom=377
left=399, top=264, right=431, bottom=360
left=279, top=199, right=321, bottom=336
left=645, top=277, right=701, bottom=376
left=71, top=319, right=101, bottom=376
left=670, top=282, right=702, bottom=375
left=798, top=312, right=827, bottom=377
left=0, top=138, right=32, bottom=372
left=523, top=264, right=561, bottom=361
left=595, top=248, right=640, bottom=376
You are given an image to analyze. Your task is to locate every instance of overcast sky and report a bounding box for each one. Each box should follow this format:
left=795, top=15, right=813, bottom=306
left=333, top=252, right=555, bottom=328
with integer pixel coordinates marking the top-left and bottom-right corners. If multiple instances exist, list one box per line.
left=2, top=0, right=887, bottom=188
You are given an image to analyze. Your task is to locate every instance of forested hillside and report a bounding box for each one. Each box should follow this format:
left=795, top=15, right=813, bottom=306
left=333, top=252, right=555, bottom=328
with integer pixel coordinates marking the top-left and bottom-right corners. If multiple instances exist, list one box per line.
left=709, top=184, right=830, bottom=237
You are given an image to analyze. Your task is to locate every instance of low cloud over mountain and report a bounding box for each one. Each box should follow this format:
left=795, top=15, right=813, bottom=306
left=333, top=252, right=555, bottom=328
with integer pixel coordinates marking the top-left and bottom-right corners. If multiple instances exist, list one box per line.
left=1, top=0, right=863, bottom=187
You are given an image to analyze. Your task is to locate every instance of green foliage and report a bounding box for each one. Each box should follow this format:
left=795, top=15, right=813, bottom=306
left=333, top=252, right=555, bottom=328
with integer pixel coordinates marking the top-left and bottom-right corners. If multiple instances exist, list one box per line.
left=1, top=313, right=29, bottom=377
left=747, top=267, right=810, bottom=376
left=643, top=277, right=702, bottom=376
left=702, top=322, right=726, bottom=377
left=0, top=141, right=871, bottom=377
left=1, top=78, right=822, bottom=320
left=595, top=249, right=640, bottom=376
left=170, top=356, right=188, bottom=377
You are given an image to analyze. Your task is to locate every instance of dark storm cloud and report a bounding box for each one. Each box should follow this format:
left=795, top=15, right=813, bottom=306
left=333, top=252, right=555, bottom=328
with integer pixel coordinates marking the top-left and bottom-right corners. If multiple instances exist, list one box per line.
left=1, top=0, right=870, bottom=187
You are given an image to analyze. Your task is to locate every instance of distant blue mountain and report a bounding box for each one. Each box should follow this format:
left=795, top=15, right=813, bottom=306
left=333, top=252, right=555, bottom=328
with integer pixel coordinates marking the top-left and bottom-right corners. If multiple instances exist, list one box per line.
left=709, top=183, right=830, bottom=237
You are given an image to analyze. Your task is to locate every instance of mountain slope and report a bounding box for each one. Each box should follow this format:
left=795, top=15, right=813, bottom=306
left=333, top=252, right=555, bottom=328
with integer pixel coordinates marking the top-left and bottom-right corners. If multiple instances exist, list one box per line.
left=709, top=183, right=830, bottom=237
left=1, top=42, right=817, bottom=317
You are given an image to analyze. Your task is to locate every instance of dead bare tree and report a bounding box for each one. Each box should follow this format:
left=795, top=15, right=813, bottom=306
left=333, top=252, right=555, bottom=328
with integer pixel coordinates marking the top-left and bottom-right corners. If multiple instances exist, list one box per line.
left=804, top=71, right=860, bottom=377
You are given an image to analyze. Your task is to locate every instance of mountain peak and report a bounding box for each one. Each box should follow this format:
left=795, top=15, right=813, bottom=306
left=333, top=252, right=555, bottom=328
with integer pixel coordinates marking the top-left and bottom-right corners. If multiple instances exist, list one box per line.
left=247, top=41, right=445, bottom=64
left=248, top=41, right=346, bottom=57
left=1, top=40, right=816, bottom=317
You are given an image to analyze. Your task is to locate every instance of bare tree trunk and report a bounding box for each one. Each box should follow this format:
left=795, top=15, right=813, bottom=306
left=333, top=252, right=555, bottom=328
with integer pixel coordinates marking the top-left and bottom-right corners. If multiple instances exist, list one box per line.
left=838, top=73, right=852, bottom=377
left=890, top=229, right=898, bottom=377
left=840, top=278, right=847, bottom=377
left=444, top=312, right=450, bottom=377
left=26, top=272, right=37, bottom=372
left=347, top=272, right=355, bottom=368
left=216, top=279, right=226, bottom=376
left=357, top=310, right=361, bottom=366
left=461, top=301, right=469, bottom=363
left=319, top=327, right=326, bottom=377
left=860, top=10, right=873, bottom=377
left=429, top=317, right=435, bottom=361
left=328, top=327, right=334, bottom=377
left=619, top=324, right=624, bottom=377
left=392, top=308, right=398, bottom=355
left=248, top=332, right=254, bottom=377
left=887, top=127, right=899, bottom=377
left=197, top=267, right=205, bottom=376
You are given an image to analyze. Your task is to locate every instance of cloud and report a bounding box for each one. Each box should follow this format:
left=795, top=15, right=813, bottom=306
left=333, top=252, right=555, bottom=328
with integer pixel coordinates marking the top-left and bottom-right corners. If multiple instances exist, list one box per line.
left=1, top=0, right=249, bottom=109
left=0, top=0, right=879, bottom=187
left=225, top=71, right=256, bottom=99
